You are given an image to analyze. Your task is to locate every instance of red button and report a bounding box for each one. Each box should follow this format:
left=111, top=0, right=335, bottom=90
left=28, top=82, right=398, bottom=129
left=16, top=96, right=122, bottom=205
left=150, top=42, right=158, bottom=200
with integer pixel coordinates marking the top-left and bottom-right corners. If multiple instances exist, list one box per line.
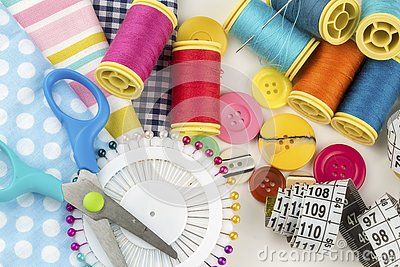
left=249, top=166, right=285, bottom=203
left=219, top=92, right=263, bottom=144
left=313, top=144, right=366, bottom=189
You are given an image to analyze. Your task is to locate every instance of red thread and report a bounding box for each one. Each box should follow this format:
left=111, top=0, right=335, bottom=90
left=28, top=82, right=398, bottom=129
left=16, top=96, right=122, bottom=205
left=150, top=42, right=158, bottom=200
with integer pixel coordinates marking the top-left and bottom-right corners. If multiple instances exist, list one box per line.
left=171, top=48, right=221, bottom=125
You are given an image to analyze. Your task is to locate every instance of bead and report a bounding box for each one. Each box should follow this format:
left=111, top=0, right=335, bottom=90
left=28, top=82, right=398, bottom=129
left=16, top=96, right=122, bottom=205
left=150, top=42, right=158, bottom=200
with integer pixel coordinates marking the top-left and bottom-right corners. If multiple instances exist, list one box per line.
left=194, top=141, right=203, bottom=150
left=224, top=245, right=234, bottom=254
left=231, top=203, right=241, bottom=211
left=219, top=166, right=229, bottom=174
left=231, top=215, right=241, bottom=224
left=229, top=232, right=238, bottom=240
left=109, top=141, right=117, bottom=150
left=205, top=149, right=214, bottom=157
left=159, top=130, right=169, bottom=139
left=97, top=149, right=107, bottom=158
left=182, top=136, right=191, bottom=145
left=66, top=203, right=75, bottom=212
left=214, top=156, right=223, bottom=165
left=230, top=191, right=239, bottom=200
left=227, top=177, right=236, bottom=185
left=66, top=215, right=75, bottom=224
left=71, top=243, right=80, bottom=251
left=77, top=253, right=86, bottom=262
left=144, top=130, right=154, bottom=139
left=218, top=257, right=227, bottom=265
left=67, top=228, right=76, bottom=237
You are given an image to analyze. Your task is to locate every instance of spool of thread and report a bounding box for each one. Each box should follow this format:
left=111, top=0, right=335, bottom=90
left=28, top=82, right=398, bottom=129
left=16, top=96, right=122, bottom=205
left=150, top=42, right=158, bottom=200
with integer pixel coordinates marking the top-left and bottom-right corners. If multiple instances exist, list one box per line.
left=95, top=0, right=177, bottom=99
left=170, top=40, right=222, bottom=136
left=331, top=59, right=400, bottom=145
left=355, top=0, right=400, bottom=60
left=223, top=0, right=319, bottom=81
left=270, top=0, right=360, bottom=45
left=288, top=41, right=365, bottom=124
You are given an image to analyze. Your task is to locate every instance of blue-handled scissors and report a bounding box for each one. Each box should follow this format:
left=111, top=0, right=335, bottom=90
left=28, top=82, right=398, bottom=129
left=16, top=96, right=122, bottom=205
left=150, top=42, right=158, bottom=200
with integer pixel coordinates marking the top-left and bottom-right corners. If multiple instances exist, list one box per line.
left=0, top=69, right=177, bottom=266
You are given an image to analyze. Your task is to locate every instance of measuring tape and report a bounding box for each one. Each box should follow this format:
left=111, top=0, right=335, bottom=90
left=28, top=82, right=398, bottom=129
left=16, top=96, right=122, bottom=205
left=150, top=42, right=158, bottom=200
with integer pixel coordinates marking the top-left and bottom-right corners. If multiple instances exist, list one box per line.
left=359, top=194, right=400, bottom=267
left=388, top=110, right=400, bottom=175
left=265, top=178, right=385, bottom=267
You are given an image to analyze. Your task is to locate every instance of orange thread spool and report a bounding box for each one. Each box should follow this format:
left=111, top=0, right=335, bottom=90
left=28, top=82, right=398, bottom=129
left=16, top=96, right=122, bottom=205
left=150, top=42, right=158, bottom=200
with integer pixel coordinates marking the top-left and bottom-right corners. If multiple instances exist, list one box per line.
left=288, top=41, right=365, bottom=124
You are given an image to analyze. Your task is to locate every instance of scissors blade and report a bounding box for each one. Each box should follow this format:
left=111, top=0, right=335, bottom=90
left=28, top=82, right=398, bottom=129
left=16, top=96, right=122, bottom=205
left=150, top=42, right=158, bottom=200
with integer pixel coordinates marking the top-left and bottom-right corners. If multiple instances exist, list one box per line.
left=86, top=217, right=127, bottom=267
left=62, top=180, right=178, bottom=259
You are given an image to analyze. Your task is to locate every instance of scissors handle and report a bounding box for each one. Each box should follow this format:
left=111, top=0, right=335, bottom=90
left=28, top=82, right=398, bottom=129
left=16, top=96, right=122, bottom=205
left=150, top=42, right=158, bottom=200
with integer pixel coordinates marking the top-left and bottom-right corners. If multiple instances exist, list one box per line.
left=0, top=141, right=64, bottom=202
left=43, top=69, right=110, bottom=173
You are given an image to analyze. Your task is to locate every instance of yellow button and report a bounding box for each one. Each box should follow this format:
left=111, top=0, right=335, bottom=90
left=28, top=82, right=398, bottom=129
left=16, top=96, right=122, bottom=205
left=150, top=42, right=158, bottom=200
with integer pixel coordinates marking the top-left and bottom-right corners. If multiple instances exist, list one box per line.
left=258, top=114, right=316, bottom=171
left=177, top=16, right=228, bottom=55
left=252, top=67, right=292, bottom=109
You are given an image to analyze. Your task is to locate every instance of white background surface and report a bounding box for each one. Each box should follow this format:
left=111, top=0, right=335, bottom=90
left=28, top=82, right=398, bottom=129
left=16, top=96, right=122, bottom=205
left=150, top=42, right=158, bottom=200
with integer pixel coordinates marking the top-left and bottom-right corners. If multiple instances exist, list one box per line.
left=177, top=0, right=400, bottom=266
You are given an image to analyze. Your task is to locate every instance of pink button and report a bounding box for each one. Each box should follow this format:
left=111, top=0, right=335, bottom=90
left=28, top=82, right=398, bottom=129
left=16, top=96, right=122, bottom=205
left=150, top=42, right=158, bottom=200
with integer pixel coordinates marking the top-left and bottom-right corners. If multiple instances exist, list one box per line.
left=313, top=144, right=366, bottom=189
left=219, top=92, right=263, bottom=144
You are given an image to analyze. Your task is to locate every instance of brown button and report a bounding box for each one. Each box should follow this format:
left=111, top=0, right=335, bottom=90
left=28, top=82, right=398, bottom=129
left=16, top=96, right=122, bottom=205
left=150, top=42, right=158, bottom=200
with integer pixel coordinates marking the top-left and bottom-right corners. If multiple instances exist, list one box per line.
left=249, top=166, right=285, bottom=203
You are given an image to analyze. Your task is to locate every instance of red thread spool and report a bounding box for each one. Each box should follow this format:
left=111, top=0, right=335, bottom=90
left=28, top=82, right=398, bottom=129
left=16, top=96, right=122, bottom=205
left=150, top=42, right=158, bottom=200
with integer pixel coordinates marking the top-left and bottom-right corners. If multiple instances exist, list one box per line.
left=171, top=40, right=222, bottom=136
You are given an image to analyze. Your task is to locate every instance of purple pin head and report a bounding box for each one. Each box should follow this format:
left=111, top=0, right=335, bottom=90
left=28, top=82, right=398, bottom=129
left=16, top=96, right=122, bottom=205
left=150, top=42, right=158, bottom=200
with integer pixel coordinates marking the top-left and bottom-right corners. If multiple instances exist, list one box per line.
left=205, top=149, right=214, bottom=157
left=224, top=245, right=233, bottom=254
left=182, top=136, right=191, bottom=145
left=218, top=257, right=227, bottom=265
left=214, top=156, right=223, bottom=165
left=219, top=166, right=229, bottom=175
left=66, top=203, right=75, bottom=212
left=71, top=243, right=80, bottom=251
left=67, top=228, right=77, bottom=237
left=66, top=215, right=75, bottom=224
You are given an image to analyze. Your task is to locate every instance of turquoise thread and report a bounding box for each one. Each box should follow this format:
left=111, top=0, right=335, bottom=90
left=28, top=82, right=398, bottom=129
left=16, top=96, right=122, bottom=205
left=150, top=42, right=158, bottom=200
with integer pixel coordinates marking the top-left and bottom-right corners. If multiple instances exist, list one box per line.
left=361, top=0, right=400, bottom=19
left=230, top=0, right=312, bottom=73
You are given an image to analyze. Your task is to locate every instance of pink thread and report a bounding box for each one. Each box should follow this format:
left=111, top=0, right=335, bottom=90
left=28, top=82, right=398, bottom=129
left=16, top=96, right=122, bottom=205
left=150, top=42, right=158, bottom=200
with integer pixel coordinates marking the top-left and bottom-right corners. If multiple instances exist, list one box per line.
left=102, top=4, right=173, bottom=81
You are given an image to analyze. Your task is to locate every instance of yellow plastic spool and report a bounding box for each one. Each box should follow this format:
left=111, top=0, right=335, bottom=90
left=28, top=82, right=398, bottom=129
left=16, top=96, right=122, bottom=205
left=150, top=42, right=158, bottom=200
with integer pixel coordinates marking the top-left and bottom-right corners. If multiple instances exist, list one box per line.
left=395, top=54, right=400, bottom=63
left=95, top=0, right=178, bottom=100
left=223, top=0, right=319, bottom=81
left=288, top=91, right=334, bottom=124
left=318, top=0, right=360, bottom=45
left=171, top=40, right=222, bottom=136
left=331, top=112, right=378, bottom=146
left=356, top=13, right=400, bottom=60
left=177, top=16, right=228, bottom=55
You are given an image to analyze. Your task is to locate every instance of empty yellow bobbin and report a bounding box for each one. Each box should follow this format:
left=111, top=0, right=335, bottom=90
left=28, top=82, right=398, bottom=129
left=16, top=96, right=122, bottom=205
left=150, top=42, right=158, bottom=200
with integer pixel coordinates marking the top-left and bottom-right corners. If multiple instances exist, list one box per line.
left=222, top=0, right=319, bottom=81
left=288, top=91, right=334, bottom=124
left=177, top=16, right=228, bottom=55
left=356, top=13, right=400, bottom=60
left=95, top=0, right=178, bottom=100
left=319, top=0, right=360, bottom=45
left=331, top=112, right=378, bottom=146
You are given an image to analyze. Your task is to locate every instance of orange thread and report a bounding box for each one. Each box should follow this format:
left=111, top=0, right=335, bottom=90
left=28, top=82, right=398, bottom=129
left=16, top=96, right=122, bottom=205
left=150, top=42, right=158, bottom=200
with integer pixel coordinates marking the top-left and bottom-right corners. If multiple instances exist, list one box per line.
left=293, top=41, right=365, bottom=113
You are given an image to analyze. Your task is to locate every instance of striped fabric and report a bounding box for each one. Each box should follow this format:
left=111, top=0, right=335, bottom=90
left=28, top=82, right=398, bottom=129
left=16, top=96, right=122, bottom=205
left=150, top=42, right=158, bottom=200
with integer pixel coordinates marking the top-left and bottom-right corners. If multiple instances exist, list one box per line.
left=93, top=0, right=178, bottom=135
left=1, top=0, right=143, bottom=141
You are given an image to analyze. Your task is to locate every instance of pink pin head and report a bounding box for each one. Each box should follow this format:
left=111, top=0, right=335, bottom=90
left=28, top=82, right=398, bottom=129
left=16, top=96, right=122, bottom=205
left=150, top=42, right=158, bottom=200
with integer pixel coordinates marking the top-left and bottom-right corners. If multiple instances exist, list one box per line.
left=205, top=149, right=214, bottom=157
left=194, top=141, right=203, bottom=150
left=219, top=166, right=229, bottom=174
left=182, top=136, right=191, bottom=145
left=214, top=156, right=223, bottom=165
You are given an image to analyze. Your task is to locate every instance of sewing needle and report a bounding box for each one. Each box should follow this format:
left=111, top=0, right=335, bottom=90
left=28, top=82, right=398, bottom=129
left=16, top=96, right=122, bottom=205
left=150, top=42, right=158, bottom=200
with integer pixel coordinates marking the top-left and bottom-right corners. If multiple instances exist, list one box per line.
left=236, top=0, right=294, bottom=53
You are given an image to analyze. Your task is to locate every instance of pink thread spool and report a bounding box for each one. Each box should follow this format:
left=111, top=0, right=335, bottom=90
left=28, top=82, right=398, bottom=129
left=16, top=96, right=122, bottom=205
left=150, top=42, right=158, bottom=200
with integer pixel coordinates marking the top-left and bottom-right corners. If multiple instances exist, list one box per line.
left=95, top=0, right=177, bottom=100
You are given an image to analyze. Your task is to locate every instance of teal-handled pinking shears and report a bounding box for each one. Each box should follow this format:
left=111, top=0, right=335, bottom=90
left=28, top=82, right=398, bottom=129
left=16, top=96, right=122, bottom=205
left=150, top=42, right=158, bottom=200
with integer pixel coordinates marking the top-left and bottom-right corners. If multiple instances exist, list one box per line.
left=0, top=69, right=177, bottom=266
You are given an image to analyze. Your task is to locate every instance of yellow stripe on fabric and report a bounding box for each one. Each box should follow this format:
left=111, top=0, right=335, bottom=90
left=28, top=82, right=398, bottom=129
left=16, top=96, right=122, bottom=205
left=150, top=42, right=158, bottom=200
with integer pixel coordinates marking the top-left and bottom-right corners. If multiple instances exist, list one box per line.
left=47, top=32, right=106, bottom=65
left=105, top=106, right=142, bottom=138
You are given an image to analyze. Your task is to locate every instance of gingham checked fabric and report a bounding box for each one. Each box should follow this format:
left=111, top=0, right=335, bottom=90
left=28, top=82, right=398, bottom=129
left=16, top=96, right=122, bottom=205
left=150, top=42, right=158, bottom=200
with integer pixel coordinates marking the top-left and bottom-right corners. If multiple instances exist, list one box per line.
left=93, top=0, right=178, bottom=134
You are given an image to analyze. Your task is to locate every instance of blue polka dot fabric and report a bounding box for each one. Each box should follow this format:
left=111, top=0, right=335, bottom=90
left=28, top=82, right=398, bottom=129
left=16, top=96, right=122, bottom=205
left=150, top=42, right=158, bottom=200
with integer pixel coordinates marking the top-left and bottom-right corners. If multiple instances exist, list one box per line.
left=0, top=4, right=111, bottom=266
